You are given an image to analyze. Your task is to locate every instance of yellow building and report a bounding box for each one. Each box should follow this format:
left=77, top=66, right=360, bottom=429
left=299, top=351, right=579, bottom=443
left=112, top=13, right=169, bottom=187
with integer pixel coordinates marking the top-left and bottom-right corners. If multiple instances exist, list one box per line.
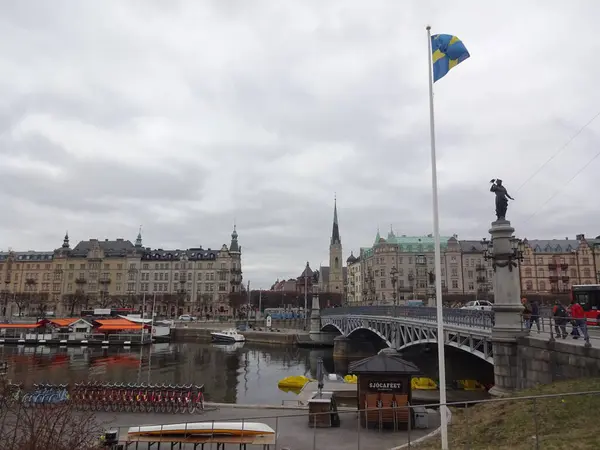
left=520, top=235, right=600, bottom=295
left=0, top=227, right=243, bottom=317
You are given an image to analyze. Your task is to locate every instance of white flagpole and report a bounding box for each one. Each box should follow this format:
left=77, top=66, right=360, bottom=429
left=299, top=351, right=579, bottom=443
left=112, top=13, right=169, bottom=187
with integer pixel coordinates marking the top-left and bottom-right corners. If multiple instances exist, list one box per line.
left=426, top=25, right=449, bottom=450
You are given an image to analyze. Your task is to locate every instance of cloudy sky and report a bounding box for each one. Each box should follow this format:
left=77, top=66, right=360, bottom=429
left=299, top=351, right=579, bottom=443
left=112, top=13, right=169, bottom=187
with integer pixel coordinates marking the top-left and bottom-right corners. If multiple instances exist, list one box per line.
left=1, top=1, right=599, bottom=288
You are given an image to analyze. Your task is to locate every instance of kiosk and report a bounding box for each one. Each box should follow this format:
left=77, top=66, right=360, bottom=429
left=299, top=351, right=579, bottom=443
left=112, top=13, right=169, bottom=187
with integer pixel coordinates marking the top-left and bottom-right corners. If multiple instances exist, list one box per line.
left=349, top=348, right=421, bottom=430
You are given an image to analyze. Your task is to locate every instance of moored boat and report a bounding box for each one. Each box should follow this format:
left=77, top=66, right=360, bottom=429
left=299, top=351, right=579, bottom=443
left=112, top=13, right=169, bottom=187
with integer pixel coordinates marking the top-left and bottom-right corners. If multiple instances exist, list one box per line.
left=210, top=329, right=245, bottom=343
left=128, top=422, right=274, bottom=437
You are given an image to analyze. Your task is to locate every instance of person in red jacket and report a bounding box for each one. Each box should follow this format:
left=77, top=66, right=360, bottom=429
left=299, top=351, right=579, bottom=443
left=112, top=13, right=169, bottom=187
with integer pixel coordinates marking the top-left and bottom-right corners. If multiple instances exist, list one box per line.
left=570, top=299, right=588, bottom=340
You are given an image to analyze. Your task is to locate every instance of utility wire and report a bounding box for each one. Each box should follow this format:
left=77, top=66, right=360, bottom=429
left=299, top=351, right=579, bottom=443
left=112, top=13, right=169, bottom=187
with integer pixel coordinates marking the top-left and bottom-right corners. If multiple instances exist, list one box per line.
left=515, top=109, right=600, bottom=193
left=523, top=147, right=600, bottom=224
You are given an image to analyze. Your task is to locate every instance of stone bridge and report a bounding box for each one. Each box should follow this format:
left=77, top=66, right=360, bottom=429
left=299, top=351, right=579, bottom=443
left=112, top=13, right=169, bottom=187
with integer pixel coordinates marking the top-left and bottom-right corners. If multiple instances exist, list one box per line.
left=320, top=306, right=494, bottom=363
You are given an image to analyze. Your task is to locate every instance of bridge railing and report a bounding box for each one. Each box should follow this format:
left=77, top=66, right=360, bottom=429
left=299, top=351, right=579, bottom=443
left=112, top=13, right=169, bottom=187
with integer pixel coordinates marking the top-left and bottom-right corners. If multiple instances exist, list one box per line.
left=321, top=306, right=494, bottom=329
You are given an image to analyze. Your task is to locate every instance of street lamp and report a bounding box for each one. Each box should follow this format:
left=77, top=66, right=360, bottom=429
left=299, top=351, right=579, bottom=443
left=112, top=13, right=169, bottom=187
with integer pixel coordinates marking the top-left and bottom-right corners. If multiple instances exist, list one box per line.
left=390, top=266, right=398, bottom=306
left=481, top=237, right=525, bottom=272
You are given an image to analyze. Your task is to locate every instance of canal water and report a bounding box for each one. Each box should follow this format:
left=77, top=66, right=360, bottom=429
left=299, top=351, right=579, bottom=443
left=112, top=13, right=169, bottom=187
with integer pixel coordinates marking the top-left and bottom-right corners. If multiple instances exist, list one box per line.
left=0, top=342, right=493, bottom=405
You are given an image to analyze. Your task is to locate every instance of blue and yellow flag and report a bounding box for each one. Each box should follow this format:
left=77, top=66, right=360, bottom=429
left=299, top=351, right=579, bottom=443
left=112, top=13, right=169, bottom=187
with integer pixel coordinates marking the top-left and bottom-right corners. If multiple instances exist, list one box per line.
left=431, top=34, right=470, bottom=82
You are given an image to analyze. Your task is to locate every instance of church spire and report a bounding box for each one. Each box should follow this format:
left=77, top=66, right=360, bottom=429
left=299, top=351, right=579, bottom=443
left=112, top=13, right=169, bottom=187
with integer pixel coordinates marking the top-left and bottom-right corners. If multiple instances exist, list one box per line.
left=331, top=195, right=341, bottom=246
left=62, top=231, right=70, bottom=249
left=230, top=223, right=240, bottom=253
left=135, top=225, right=143, bottom=247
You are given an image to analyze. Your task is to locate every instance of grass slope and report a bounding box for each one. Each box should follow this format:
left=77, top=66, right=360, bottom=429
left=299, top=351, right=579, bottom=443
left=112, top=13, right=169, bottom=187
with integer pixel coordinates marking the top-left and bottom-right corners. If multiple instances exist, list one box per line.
left=418, top=378, right=600, bottom=450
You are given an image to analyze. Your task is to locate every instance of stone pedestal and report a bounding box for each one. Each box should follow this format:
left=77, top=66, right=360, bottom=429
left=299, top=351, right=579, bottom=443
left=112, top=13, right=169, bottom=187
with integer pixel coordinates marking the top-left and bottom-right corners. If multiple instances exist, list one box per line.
left=333, top=336, right=349, bottom=359
left=309, top=293, right=321, bottom=334
left=488, top=219, right=526, bottom=395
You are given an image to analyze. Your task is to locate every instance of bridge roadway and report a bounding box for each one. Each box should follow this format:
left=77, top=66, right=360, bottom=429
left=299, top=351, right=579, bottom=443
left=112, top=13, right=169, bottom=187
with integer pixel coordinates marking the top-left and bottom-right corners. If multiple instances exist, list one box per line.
left=319, top=306, right=600, bottom=364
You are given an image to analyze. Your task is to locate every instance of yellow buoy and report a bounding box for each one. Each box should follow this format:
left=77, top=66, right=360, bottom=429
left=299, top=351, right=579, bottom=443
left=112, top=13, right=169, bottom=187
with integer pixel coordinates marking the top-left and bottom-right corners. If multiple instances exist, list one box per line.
left=343, top=374, right=357, bottom=384
left=456, top=379, right=485, bottom=391
left=277, top=375, right=313, bottom=390
left=411, top=377, right=438, bottom=390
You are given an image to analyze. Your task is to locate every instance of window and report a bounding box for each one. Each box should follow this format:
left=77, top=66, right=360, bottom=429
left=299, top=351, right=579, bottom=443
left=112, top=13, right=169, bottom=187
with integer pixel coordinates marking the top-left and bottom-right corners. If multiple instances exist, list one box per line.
left=539, top=281, right=546, bottom=291
left=143, top=264, right=149, bottom=270
left=584, top=268, right=591, bottom=277
left=583, top=257, right=590, bottom=265
left=525, top=268, right=532, bottom=277
left=451, top=280, right=458, bottom=289
left=451, top=268, right=458, bottom=277
left=380, top=279, right=386, bottom=289
left=525, top=281, right=533, bottom=290
left=571, top=269, right=577, bottom=277
left=468, top=283, right=474, bottom=290
left=128, top=283, right=135, bottom=291
left=467, top=271, right=473, bottom=279
left=219, top=283, right=226, bottom=291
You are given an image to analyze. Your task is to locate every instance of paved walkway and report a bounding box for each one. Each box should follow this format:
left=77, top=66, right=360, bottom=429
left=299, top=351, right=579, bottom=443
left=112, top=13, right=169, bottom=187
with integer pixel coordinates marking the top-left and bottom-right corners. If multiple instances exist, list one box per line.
left=95, top=406, right=439, bottom=450
left=524, top=325, right=600, bottom=348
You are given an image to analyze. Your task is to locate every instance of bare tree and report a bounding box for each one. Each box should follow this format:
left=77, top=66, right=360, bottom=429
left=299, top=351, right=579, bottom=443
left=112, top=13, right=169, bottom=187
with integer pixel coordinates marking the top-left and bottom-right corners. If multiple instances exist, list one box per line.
left=0, top=381, right=105, bottom=450
left=12, top=293, right=29, bottom=317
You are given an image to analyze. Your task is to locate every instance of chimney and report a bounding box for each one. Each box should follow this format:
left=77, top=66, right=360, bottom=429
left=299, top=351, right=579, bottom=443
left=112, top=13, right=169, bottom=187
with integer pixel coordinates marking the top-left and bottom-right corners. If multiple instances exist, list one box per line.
left=576, top=234, right=585, bottom=241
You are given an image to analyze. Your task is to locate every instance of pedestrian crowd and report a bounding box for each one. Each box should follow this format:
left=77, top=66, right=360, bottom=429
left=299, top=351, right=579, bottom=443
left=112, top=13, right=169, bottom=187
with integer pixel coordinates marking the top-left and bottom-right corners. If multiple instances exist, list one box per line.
left=521, top=296, right=589, bottom=340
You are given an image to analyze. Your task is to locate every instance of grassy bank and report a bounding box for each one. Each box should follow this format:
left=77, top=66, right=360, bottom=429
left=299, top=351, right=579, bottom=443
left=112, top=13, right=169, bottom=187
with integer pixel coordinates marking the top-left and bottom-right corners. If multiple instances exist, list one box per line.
left=418, top=378, right=600, bottom=450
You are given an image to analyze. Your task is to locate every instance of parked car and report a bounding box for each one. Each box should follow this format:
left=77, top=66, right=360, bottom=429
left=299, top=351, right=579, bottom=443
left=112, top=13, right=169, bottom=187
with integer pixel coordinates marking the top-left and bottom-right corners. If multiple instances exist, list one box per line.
left=461, top=300, right=493, bottom=311
left=178, top=314, right=196, bottom=321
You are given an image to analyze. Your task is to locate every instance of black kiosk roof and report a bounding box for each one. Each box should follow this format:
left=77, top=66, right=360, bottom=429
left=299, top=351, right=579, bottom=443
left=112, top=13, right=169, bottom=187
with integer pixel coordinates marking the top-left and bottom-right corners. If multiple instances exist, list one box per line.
left=348, top=348, right=421, bottom=375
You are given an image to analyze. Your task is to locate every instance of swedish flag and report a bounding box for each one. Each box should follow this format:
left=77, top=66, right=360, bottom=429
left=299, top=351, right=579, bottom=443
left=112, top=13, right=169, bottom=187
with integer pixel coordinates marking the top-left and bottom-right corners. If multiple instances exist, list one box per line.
left=431, top=34, right=470, bottom=83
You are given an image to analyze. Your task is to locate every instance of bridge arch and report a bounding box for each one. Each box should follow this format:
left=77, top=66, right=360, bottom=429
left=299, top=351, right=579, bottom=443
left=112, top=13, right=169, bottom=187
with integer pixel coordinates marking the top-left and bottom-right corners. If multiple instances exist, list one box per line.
left=321, top=323, right=343, bottom=335
left=347, top=327, right=392, bottom=348
left=397, top=340, right=493, bottom=364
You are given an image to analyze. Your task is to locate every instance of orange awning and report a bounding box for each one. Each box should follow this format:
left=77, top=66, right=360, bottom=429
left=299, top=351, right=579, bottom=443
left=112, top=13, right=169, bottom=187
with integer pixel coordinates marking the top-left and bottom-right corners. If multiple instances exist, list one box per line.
left=97, top=324, right=143, bottom=331
left=0, top=324, right=42, bottom=329
left=47, top=318, right=76, bottom=327
left=94, top=319, right=135, bottom=326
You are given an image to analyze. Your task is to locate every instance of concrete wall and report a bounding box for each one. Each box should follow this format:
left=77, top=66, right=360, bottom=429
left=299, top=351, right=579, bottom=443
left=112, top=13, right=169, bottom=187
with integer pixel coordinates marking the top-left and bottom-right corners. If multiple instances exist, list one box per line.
left=172, top=327, right=298, bottom=346
left=515, top=337, right=600, bottom=389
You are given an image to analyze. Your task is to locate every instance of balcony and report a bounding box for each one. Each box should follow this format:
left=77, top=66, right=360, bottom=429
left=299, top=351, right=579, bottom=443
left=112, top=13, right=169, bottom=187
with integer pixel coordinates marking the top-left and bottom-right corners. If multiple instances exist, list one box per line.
left=230, top=268, right=242, bottom=274
left=475, top=264, right=486, bottom=272
left=548, top=263, right=557, bottom=270
left=398, top=286, right=413, bottom=293
left=476, top=276, right=486, bottom=283
left=549, top=275, right=559, bottom=282
left=99, top=278, right=111, bottom=285
left=75, top=277, right=87, bottom=284
left=562, top=276, right=570, bottom=282
left=560, top=263, right=569, bottom=271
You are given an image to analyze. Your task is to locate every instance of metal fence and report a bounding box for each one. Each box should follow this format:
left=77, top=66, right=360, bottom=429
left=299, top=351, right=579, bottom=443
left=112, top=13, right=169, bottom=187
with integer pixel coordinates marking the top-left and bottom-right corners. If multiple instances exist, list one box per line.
left=322, top=306, right=494, bottom=330
left=110, top=389, right=600, bottom=449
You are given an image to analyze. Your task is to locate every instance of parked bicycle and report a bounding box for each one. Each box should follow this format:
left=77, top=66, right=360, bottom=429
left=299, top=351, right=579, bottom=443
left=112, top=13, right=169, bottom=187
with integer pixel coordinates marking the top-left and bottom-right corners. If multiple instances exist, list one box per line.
left=72, top=382, right=205, bottom=414
left=22, top=383, right=69, bottom=407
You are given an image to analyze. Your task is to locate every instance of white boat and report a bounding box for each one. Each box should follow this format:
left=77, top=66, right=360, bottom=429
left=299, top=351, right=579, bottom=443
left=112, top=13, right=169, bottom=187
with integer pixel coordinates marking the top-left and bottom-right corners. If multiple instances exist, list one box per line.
left=128, top=421, right=274, bottom=437
left=210, top=329, right=245, bottom=343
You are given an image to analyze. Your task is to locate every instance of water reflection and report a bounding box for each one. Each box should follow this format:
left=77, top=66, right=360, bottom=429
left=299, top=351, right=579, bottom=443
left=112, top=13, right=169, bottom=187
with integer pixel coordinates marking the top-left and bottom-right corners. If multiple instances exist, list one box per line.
left=0, top=343, right=334, bottom=405
left=0, top=343, right=493, bottom=405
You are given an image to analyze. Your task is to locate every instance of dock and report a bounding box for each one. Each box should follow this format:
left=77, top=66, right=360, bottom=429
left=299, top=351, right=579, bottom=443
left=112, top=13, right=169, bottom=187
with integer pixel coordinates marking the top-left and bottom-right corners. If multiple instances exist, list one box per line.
left=297, top=381, right=490, bottom=406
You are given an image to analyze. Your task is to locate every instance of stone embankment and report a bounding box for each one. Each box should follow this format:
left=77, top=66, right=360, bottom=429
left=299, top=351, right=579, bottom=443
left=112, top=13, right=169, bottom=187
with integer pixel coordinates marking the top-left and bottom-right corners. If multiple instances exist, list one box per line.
left=172, top=323, right=305, bottom=346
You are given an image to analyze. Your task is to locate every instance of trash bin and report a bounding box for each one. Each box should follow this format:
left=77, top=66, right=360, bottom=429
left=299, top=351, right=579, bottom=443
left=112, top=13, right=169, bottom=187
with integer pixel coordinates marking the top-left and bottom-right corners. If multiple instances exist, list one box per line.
left=413, top=407, right=429, bottom=429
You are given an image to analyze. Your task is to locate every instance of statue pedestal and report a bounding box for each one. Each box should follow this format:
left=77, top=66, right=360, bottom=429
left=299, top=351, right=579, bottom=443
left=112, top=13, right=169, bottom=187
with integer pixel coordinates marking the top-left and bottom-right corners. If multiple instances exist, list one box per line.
left=488, top=220, right=526, bottom=395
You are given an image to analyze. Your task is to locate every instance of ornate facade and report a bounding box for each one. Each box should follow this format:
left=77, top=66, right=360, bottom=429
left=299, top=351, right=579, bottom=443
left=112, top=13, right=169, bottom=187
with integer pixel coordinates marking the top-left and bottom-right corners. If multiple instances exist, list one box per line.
left=347, top=231, right=600, bottom=305
left=0, top=226, right=242, bottom=317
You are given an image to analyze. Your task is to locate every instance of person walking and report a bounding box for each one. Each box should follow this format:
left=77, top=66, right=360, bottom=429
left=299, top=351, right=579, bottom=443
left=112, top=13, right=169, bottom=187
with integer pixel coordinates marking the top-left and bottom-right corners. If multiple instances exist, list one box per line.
left=521, top=297, right=532, bottom=330
left=529, top=299, right=541, bottom=333
left=570, top=298, right=588, bottom=341
left=552, top=300, right=568, bottom=339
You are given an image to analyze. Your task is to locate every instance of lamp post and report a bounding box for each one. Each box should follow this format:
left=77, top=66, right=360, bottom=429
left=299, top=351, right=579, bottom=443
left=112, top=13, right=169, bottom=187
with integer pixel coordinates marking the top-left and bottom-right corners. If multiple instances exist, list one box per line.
left=481, top=237, right=525, bottom=271
left=390, top=266, right=398, bottom=306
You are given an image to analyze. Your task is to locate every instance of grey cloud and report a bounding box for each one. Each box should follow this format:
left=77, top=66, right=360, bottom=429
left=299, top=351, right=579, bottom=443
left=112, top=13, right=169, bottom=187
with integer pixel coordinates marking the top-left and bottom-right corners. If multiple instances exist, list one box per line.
left=0, top=1, right=599, bottom=288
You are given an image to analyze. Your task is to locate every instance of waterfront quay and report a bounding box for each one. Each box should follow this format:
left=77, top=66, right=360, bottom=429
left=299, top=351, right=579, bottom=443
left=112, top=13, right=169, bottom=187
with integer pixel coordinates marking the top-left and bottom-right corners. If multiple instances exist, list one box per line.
left=172, top=320, right=307, bottom=346
left=95, top=406, right=440, bottom=450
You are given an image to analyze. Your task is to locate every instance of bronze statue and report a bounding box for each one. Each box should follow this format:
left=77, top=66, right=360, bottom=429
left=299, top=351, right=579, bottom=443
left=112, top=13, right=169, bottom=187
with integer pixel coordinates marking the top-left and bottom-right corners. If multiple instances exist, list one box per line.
left=490, top=179, right=514, bottom=221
